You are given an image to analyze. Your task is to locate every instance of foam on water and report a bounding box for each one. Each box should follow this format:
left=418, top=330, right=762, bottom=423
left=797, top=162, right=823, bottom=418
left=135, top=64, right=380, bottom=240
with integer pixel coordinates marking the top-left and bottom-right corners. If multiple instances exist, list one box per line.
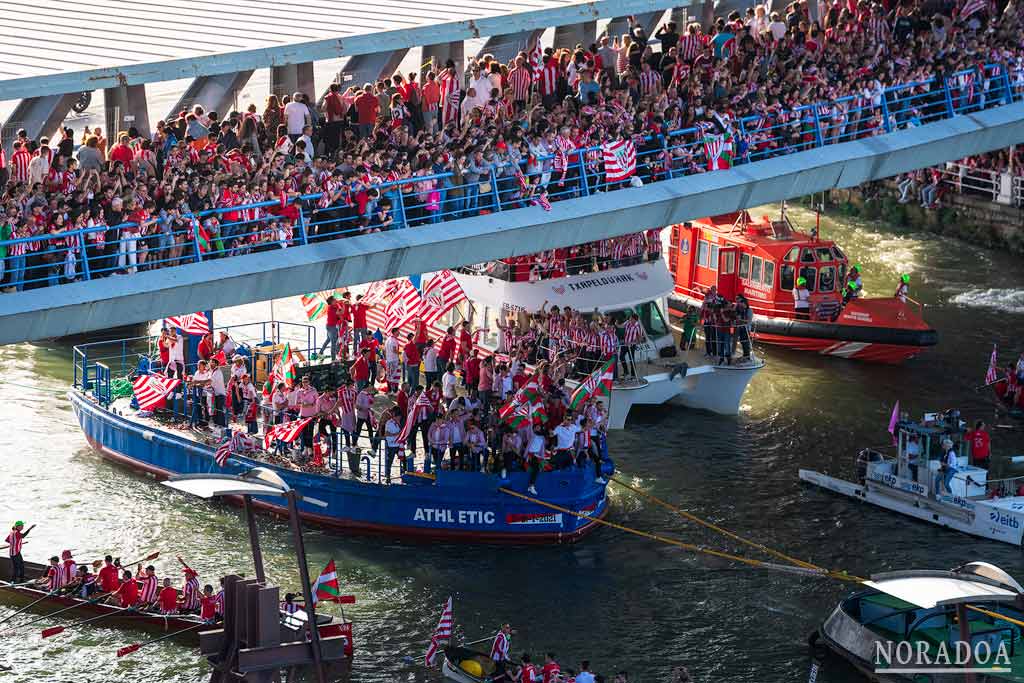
left=950, top=287, right=1024, bottom=314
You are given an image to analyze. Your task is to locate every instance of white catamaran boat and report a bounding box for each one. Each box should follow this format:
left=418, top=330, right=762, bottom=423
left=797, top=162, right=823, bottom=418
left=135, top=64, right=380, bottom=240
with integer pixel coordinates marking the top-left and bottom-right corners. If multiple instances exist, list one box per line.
left=800, top=411, right=1024, bottom=546
left=450, top=251, right=763, bottom=429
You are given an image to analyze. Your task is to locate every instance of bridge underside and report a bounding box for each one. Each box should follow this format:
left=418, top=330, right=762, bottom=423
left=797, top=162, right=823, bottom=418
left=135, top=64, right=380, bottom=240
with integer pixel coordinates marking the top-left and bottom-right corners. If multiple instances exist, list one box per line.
left=5, top=101, right=1024, bottom=344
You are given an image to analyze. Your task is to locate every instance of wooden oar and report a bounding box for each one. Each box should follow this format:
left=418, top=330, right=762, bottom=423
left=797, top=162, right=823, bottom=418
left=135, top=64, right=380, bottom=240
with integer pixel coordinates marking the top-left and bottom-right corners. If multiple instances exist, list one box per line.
left=0, top=589, right=57, bottom=628
left=0, top=592, right=114, bottom=635
left=120, top=551, right=160, bottom=568
left=116, top=621, right=208, bottom=657
left=41, top=602, right=133, bottom=638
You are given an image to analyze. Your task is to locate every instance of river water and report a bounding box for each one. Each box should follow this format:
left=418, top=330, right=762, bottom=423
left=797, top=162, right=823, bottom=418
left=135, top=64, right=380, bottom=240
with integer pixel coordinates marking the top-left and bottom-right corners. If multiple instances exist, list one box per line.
left=1, top=205, right=1022, bottom=683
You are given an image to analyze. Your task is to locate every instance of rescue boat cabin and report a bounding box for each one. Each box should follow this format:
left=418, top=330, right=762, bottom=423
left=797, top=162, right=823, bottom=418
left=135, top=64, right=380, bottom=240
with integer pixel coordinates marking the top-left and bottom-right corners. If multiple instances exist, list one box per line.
left=668, top=211, right=847, bottom=321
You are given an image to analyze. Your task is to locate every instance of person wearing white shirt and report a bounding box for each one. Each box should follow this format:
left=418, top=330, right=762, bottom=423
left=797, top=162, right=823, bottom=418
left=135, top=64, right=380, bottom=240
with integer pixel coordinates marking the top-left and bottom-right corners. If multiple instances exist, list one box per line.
left=383, top=408, right=403, bottom=483
left=442, top=368, right=458, bottom=401
left=423, top=341, right=439, bottom=386
left=168, top=330, right=185, bottom=378
left=552, top=416, right=580, bottom=469
left=208, top=358, right=228, bottom=433
left=188, top=361, right=213, bottom=428
left=284, top=93, right=311, bottom=137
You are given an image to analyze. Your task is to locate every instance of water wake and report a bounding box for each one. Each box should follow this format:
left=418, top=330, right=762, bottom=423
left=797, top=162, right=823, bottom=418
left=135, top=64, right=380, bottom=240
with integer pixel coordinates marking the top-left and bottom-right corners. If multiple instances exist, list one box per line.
left=950, top=288, right=1024, bottom=314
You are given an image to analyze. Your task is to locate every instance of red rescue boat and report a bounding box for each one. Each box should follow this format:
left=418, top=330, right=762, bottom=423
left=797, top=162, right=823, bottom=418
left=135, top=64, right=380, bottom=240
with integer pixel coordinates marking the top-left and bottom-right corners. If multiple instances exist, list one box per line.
left=665, top=211, right=938, bottom=364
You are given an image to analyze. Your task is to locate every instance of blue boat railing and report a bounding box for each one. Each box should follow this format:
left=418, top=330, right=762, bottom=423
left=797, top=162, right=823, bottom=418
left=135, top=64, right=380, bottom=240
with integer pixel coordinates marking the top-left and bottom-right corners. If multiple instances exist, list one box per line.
left=4, top=64, right=1014, bottom=295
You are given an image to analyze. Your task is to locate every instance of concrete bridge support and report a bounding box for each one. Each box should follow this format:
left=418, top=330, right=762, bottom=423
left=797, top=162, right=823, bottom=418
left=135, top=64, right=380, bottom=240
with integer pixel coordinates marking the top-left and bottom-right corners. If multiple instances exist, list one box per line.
left=104, top=84, right=151, bottom=141
left=422, top=42, right=466, bottom=80
left=2, top=94, right=80, bottom=154
left=477, top=31, right=542, bottom=63
left=271, top=63, right=315, bottom=100
left=554, top=22, right=598, bottom=49
left=167, top=71, right=255, bottom=122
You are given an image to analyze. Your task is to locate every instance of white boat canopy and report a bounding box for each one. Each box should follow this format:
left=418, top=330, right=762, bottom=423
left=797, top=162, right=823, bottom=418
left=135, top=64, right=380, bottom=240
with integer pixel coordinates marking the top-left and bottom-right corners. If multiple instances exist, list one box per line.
left=865, top=570, right=1021, bottom=609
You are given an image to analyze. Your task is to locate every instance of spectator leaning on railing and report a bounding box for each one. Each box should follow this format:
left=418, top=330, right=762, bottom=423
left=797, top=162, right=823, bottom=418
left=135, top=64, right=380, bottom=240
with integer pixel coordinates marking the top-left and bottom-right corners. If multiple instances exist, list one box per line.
left=1, top=0, right=1022, bottom=293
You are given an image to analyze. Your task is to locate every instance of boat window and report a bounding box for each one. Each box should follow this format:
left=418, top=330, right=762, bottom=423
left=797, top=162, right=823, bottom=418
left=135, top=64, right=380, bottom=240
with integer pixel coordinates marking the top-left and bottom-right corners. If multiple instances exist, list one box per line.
left=763, top=261, right=775, bottom=288
left=780, top=264, right=795, bottom=290
left=819, top=266, right=836, bottom=292
left=751, top=256, right=763, bottom=283
left=709, top=244, right=720, bottom=271
left=815, top=247, right=833, bottom=262
left=800, top=247, right=816, bottom=263
left=721, top=250, right=735, bottom=274
left=838, top=263, right=847, bottom=287
left=831, top=246, right=846, bottom=261
left=635, top=301, right=669, bottom=338
left=697, top=240, right=709, bottom=267
left=799, top=266, right=817, bottom=291
left=784, top=246, right=800, bottom=262
left=739, top=253, right=750, bottom=279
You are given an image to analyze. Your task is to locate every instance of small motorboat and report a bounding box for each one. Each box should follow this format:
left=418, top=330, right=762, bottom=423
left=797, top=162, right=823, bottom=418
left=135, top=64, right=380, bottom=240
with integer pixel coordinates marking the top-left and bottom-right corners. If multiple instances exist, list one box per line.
left=815, top=562, right=1024, bottom=682
left=441, top=646, right=501, bottom=683
left=800, top=409, right=1024, bottom=545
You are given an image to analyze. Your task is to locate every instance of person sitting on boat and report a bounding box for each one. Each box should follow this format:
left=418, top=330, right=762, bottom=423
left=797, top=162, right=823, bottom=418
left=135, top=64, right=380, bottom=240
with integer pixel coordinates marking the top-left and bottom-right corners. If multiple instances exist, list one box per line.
left=894, top=273, right=910, bottom=303
left=111, top=568, right=139, bottom=607
left=541, top=653, right=561, bottom=683
left=70, top=565, right=97, bottom=598
left=491, top=623, right=512, bottom=662
left=519, top=653, right=539, bottom=683
left=136, top=564, right=160, bottom=609
left=157, top=577, right=179, bottom=615
left=5, top=520, right=34, bottom=584
left=59, top=549, right=76, bottom=588
left=97, top=555, right=120, bottom=594
left=199, top=584, right=218, bottom=624
left=935, top=438, right=959, bottom=496
left=793, top=277, right=811, bottom=321
left=552, top=414, right=580, bottom=470
left=842, top=265, right=863, bottom=304
left=37, top=555, right=62, bottom=592
left=280, top=592, right=301, bottom=614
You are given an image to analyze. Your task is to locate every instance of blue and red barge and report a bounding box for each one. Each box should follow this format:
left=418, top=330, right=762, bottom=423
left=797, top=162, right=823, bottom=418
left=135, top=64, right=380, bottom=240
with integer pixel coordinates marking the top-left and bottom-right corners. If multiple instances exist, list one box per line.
left=68, top=322, right=611, bottom=544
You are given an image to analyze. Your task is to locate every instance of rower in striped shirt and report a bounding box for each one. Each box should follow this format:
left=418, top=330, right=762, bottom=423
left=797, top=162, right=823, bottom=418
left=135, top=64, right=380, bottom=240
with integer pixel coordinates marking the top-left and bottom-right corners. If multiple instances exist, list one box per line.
left=136, top=564, right=160, bottom=608
left=177, top=556, right=202, bottom=612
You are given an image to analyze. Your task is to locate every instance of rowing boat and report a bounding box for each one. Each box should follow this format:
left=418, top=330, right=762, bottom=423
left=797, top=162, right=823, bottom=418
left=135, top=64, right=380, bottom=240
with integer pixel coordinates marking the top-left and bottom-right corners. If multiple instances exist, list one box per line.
left=0, top=557, right=206, bottom=641
left=442, top=646, right=499, bottom=683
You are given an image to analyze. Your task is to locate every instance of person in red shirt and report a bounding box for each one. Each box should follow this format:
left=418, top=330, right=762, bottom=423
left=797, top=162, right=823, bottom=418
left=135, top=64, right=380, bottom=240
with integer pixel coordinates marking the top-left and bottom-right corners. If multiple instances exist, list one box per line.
left=541, top=653, right=561, bottom=683
left=350, top=347, right=371, bottom=389
left=395, top=382, right=409, bottom=416
left=158, top=578, right=179, bottom=614
left=458, top=322, right=474, bottom=364
left=354, top=86, right=380, bottom=138
left=197, top=332, right=214, bottom=361
left=966, top=421, right=991, bottom=468
left=358, top=335, right=380, bottom=385
left=520, top=654, right=538, bottom=683
left=199, top=584, right=218, bottom=623
left=412, top=317, right=428, bottom=350
left=463, top=350, right=481, bottom=389
left=97, top=555, right=120, bottom=593
left=404, top=333, right=422, bottom=387
left=351, top=295, right=374, bottom=354
left=438, top=327, right=457, bottom=368
left=320, top=296, right=341, bottom=360
left=112, top=569, right=139, bottom=607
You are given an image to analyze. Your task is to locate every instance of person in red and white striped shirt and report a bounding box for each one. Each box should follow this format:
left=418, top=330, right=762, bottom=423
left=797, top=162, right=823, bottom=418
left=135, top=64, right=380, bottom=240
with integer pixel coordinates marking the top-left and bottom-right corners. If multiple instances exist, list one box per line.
left=5, top=521, right=34, bottom=583
left=9, top=141, right=31, bottom=184
left=619, top=313, right=646, bottom=378
left=638, top=63, right=662, bottom=98
left=678, top=23, right=706, bottom=62
left=507, top=56, right=532, bottom=109
left=136, top=564, right=160, bottom=606
left=538, top=56, right=560, bottom=108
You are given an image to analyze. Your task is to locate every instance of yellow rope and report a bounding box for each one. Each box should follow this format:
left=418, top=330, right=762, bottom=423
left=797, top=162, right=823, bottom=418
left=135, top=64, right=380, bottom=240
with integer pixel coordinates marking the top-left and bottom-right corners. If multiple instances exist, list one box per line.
left=965, top=604, right=1024, bottom=629
left=610, top=475, right=826, bottom=572
left=498, top=486, right=863, bottom=582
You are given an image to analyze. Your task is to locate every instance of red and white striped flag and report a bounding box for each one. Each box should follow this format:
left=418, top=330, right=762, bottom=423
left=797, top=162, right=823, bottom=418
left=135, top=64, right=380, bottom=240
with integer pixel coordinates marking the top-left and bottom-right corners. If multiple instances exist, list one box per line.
left=985, top=344, right=998, bottom=385
left=529, top=39, right=544, bottom=82
left=132, top=374, right=181, bottom=411
left=214, top=436, right=233, bottom=467
left=960, top=0, right=987, bottom=19
left=417, top=270, right=466, bottom=325
left=424, top=596, right=453, bottom=666
left=165, top=312, right=211, bottom=335
left=602, top=139, right=637, bottom=183
left=398, top=390, right=433, bottom=446
left=383, top=279, right=423, bottom=332
left=263, top=417, right=313, bottom=450
left=362, top=279, right=398, bottom=307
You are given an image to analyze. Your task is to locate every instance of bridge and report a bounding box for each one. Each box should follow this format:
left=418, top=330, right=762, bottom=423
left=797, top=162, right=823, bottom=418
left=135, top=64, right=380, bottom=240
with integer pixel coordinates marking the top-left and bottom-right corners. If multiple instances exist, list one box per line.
left=2, top=73, right=1024, bottom=344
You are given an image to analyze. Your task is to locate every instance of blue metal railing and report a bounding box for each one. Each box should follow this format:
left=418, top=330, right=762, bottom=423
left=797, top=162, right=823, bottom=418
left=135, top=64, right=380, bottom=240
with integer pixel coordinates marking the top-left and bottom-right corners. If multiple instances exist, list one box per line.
left=0, top=64, right=1017, bottom=294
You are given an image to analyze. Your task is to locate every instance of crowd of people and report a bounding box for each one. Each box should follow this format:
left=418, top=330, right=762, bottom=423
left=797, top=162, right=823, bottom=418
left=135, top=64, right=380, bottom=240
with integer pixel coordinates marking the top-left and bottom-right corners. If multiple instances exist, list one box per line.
left=1, top=0, right=1021, bottom=292
left=3, top=524, right=222, bottom=622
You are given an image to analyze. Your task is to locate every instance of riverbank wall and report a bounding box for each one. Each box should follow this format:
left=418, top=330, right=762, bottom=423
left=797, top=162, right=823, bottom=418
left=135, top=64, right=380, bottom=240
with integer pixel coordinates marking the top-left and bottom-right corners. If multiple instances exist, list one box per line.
left=828, top=182, right=1024, bottom=255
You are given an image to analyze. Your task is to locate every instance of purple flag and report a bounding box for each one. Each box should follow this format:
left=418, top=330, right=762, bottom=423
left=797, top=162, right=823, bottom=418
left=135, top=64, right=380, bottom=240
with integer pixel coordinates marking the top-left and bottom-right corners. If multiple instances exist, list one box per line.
left=887, top=400, right=900, bottom=445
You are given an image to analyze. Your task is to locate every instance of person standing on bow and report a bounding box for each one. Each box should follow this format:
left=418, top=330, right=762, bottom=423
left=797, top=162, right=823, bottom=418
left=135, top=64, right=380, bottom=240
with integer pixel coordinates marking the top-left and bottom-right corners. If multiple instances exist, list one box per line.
left=5, top=520, right=35, bottom=583
left=894, top=273, right=910, bottom=303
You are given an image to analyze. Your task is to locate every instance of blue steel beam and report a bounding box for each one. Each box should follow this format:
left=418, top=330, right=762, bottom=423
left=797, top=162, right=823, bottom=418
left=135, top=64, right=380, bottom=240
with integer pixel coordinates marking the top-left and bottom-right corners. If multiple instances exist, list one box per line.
left=2, top=100, right=1024, bottom=343
left=0, top=0, right=682, bottom=102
